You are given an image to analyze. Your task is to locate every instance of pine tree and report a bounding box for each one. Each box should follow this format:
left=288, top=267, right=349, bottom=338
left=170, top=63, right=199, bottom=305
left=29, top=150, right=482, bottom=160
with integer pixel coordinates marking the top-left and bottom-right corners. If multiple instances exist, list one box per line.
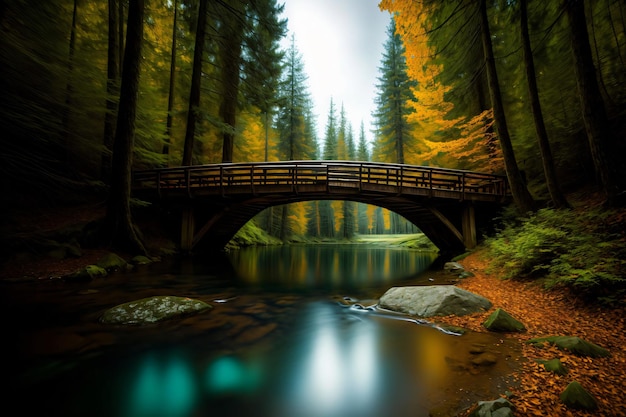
left=372, top=19, right=416, bottom=164
left=276, top=36, right=316, bottom=160
left=316, top=98, right=339, bottom=238
left=356, top=121, right=370, bottom=161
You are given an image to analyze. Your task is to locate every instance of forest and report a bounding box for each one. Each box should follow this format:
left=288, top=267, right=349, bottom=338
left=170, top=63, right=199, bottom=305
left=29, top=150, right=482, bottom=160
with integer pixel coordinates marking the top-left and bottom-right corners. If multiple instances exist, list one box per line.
left=1, top=0, right=625, bottom=294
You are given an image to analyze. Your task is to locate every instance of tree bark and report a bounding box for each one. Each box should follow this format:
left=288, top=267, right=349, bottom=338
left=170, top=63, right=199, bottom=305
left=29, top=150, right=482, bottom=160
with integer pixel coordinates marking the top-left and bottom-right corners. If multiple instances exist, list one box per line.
left=565, top=0, right=619, bottom=205
left=479, top=0, right=535, bottom=213
left=60, top=0, right=78, bottom=166
left=162, top=0, right=178, bottom=161
left=105, top=0, right=147, bottom=255
left=219, top=11, right=244, bottom=163
left=102, top=0, right=120, bottom=181
left=182, top=0, right=207, bottom=166
left=520, top=0, right=569, bottom=208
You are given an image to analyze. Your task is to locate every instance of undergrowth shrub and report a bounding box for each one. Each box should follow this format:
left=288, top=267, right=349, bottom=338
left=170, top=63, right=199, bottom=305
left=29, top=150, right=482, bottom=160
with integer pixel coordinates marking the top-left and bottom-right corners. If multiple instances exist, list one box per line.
left=484, top=207, right=626, bottom=302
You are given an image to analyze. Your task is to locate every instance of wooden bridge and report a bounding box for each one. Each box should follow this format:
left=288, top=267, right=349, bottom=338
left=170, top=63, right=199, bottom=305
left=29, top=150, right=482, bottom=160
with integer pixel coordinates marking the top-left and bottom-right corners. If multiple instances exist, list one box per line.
left=132, top=160, right=510, bottom=253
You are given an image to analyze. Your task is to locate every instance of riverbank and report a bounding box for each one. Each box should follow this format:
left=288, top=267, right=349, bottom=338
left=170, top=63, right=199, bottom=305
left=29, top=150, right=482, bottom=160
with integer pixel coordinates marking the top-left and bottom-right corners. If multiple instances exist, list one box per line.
left=440, top=249, right=626, bottom=417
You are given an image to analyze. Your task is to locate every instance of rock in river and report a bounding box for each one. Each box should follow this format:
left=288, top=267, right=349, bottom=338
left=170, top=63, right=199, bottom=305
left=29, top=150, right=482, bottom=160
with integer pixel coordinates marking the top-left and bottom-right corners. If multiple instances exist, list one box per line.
left=379, top=285, right=492, bottom=317
left=100, top=295, right=212, bottom=325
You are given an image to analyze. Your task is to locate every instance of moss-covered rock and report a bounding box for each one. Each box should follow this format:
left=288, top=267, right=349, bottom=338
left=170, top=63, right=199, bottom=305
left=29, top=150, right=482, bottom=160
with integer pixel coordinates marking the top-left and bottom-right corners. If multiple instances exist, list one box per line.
left=560, top=381, right=598, bottom=410
left=528, top=336, right=609, bottom=358
left=100, top=295, right=212, bottom=325
left=468, top=397, right=515, bottom=417
left=131, top=255, right=153, bottom=265
left=437, top=324, right=468, bottom=335
left=64, top=265, right=108, bottom=282
left=483, top=308, right=526, bottom=332
left=96, top=252, right=129, bottom=272
left=535, top=358, right=568, bottom=375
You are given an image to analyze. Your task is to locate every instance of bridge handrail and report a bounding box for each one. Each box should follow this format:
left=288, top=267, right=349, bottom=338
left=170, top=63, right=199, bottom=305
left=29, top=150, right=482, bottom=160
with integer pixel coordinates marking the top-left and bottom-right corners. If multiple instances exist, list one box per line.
left=132, top=160, right=509, bottom=199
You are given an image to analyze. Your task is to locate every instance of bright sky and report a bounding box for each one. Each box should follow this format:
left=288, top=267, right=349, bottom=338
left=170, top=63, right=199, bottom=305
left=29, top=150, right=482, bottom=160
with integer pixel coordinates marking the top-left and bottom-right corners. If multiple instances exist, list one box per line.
left=279, top=0, right=391, bottom=148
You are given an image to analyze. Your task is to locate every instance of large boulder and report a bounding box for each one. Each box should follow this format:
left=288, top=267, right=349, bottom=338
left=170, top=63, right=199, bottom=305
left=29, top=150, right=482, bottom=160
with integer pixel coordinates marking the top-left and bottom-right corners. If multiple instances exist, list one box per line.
left=100, top=296, right=212, bottom=324
left=379, top=285, right=492, bottom=317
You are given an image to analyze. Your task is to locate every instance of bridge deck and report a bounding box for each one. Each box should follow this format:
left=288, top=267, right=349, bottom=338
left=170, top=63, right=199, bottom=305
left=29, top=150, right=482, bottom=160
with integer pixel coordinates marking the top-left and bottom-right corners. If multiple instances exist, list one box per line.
left=133, top=160, right=509, bottom=203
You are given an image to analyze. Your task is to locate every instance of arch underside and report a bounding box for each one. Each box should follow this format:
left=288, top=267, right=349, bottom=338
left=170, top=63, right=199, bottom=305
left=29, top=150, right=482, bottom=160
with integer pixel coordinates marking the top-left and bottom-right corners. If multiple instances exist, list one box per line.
left=180, top=190, right=497, bottom=254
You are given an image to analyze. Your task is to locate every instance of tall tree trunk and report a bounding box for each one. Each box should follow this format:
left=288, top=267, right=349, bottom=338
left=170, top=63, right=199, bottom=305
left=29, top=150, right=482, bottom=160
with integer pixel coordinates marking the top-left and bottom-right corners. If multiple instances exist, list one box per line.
left=219, top=16, right=243, bottom=163
left=102, top=0, right=120, bottom=181
left=61, top=0, right=78, bottom=165
left=119, top=0, right=124, bottom=70
left=520, top=0, right=569, bottom=208
left=182, top=0, right=207, bottom=166
left=606, top=1, right=625, bottom=68
left=264, top=111, right=269, bottom=161
left=479, top=0, right=535, bottom=213
left=105, top=0, right=147, bottom=255
left=162, top=0, right=178, bottom=161
left=565, top=0, right=619, bottom=205
left=279, top=205, right=290, bottom=240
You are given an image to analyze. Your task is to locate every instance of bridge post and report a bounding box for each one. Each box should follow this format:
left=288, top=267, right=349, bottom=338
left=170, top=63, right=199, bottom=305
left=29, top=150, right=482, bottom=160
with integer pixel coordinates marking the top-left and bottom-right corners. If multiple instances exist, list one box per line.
left=181, top=207, right=195, bottom=252
left=461, top=202, right=476, bottom=249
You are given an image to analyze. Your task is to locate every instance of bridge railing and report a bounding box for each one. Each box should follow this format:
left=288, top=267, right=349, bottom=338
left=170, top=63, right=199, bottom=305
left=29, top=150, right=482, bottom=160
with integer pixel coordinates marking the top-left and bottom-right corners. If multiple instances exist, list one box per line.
left=132, top=160, right=509, bottom=200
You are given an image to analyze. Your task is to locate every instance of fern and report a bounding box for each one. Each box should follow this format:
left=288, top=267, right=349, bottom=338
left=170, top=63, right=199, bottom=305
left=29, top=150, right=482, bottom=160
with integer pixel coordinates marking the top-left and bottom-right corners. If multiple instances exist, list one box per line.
left=484, top=206, right=626, bottom=302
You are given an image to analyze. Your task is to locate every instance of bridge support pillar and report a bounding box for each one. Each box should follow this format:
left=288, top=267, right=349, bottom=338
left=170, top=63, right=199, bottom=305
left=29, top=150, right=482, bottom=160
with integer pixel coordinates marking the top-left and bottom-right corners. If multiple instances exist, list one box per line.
left=181, top=207, right=195, bottom=252
left=461, top=203, right=476, bottom=249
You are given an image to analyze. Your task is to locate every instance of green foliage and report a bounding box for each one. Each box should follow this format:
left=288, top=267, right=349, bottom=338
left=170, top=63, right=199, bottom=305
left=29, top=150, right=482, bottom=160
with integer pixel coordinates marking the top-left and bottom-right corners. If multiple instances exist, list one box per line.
left=485, top=206, right=626, bottom=301
left=227, top=219, right=282, bottom=250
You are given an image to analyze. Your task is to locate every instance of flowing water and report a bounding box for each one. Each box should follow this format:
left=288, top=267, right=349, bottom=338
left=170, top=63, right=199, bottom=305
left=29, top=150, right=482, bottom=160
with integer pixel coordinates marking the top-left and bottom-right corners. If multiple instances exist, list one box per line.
left=2, top=244, right=521, bottom=417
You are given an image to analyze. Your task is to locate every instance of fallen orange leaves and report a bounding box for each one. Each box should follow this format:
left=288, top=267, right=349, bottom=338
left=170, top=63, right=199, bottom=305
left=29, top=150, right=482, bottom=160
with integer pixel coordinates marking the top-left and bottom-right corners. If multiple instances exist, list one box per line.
left=441, top=249, right=626, bottom=417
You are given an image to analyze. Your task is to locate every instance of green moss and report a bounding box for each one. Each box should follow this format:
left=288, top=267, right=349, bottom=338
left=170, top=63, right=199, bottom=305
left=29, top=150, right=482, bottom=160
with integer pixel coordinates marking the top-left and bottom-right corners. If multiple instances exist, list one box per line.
left=535, top=358, right=568, bottom=375
left=560, top=381, right=598, bottom=410
left=100, top=296, right=212, bottom=324
left=96, top=252, right=129, bottom=271
left=528, top=336, right=609, bottom=358
left=65, top=265, right=107, bottom=281
left=483, top=308, right=526, bottom=332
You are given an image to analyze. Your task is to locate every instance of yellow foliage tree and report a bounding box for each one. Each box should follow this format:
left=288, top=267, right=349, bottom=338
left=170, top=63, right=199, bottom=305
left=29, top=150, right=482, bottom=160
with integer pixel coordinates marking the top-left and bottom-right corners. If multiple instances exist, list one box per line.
left=379, top=0, right=503, bottom=173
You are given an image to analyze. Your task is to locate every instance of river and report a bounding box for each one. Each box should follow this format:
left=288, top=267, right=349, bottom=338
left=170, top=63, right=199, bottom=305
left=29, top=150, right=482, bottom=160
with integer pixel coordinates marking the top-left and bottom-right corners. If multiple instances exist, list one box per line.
left=2, top=243, right=521, bottom=417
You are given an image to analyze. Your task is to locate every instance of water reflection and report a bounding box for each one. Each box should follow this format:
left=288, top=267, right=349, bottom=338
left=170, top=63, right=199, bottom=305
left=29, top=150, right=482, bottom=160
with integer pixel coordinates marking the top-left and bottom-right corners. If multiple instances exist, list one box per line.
left=125, top=353, right=197, bottom=417
left=285, top=303, right=379, bottom=417
left=229, top=244, right=438, bottom=291
left=8, top=245, right=519, bottom=417
left=117, top=301, right=517, bottom=417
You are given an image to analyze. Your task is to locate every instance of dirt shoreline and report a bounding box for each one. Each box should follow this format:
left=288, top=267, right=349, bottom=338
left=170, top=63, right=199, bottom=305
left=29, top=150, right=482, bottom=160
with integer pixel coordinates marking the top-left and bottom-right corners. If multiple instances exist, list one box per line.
left=440, top=249, right=626, bottom=417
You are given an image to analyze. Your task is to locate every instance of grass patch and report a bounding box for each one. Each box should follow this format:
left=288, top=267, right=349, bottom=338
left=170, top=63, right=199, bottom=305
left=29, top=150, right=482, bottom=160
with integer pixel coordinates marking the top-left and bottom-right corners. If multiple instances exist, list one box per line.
left=227, top=220, right=283, bottom=250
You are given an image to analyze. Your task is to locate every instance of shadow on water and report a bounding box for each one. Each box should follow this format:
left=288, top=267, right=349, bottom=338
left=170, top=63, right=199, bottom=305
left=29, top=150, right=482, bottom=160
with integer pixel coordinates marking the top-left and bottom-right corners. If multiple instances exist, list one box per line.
left=3, top=244, right=522, bottom=417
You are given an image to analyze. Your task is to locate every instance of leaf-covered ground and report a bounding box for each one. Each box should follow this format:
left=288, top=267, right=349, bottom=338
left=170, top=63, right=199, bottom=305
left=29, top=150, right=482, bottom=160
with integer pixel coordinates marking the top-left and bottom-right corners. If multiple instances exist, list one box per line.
left=441, top=249, right=626, bottom=417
